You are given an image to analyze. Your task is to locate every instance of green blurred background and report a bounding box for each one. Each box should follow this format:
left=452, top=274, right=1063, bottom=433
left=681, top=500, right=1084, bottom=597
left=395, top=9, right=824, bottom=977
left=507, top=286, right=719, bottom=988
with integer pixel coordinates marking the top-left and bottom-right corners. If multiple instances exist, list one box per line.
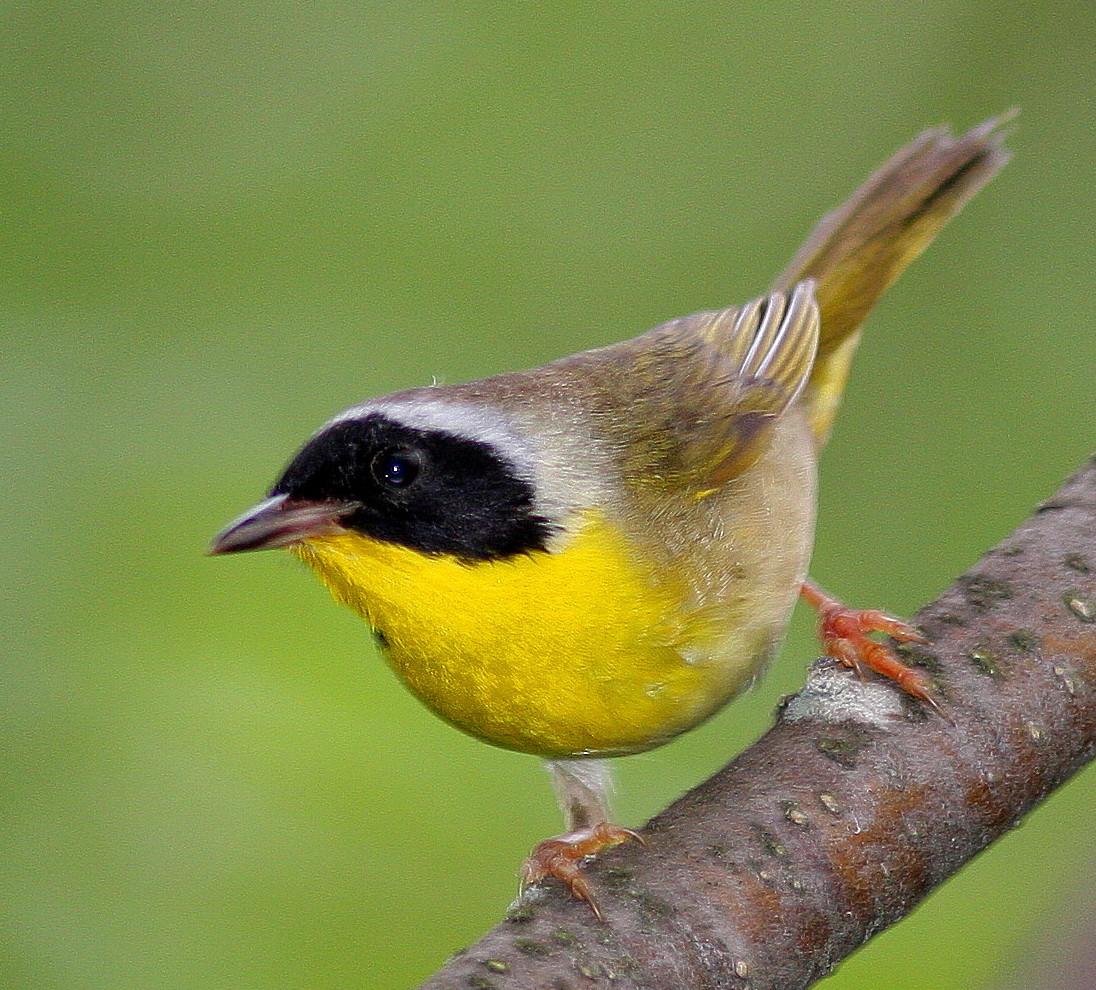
left=3, top=3, right=1094, bottom=988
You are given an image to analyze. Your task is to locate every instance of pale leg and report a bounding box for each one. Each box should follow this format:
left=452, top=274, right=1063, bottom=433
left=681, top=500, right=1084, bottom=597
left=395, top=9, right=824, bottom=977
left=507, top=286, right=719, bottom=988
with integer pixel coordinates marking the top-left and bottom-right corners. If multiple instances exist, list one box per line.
left=520, top=759, right=643, bottom=920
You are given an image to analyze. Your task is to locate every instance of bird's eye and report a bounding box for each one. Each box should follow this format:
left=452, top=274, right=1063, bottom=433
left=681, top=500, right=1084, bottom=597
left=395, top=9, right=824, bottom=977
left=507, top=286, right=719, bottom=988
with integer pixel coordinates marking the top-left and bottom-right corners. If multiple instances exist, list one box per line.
left=372, top=449, right=421, bottom=488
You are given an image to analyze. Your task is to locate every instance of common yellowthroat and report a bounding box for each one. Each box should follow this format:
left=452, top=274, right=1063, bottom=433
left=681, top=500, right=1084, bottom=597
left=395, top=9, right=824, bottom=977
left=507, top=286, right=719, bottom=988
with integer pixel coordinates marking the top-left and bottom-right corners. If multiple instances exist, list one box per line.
left=212, top=115, right=1009, bottom=916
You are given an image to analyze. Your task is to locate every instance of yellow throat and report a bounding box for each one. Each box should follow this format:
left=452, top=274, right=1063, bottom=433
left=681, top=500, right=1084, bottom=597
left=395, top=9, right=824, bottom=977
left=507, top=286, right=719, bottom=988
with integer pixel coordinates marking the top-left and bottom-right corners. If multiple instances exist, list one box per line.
left=293, top=512, right=741, bottom=758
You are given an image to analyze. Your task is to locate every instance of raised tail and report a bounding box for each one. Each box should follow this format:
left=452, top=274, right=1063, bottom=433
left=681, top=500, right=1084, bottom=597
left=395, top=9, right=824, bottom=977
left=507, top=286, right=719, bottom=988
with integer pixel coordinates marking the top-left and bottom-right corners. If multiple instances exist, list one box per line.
left=773, top=112, right=1013, bottom=444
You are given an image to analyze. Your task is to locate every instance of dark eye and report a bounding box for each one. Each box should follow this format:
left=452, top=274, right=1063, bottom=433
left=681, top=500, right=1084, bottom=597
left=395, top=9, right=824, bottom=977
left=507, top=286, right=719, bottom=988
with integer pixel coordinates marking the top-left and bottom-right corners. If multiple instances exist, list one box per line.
left=371, top=448, right=421, bottom=488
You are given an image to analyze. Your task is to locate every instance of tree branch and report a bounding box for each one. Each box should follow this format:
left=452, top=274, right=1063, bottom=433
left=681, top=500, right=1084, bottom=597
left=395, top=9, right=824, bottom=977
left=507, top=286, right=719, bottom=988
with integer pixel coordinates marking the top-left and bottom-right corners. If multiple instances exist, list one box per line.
left=421, top=458, right=1096, bottom=990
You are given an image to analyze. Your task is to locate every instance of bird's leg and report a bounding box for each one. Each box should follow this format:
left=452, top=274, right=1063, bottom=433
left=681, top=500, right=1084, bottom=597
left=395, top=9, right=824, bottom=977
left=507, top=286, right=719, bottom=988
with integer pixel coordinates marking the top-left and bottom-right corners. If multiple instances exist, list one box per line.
left=520, top=759, right=644, bottom=920
left=801, top=579, right=945, bottom=716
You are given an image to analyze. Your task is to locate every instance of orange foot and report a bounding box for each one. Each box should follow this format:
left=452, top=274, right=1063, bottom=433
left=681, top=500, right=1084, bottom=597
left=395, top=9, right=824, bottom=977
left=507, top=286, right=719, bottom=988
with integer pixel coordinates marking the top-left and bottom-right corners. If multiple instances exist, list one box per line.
left=520, top=822, right=644, bottom=921
left=801, top=580, right=947, bottom=718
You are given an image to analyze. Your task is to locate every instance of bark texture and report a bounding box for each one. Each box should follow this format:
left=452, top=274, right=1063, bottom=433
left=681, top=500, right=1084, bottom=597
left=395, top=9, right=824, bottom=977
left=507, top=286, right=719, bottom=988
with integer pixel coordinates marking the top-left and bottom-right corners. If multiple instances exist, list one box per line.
left=421, top=458, right=1096, bottom=990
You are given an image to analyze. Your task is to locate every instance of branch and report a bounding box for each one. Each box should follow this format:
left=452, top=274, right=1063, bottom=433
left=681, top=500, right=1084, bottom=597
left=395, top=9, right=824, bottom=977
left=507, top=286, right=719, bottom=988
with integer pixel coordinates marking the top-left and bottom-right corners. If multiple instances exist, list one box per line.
left=421, top=458, right=1096, bottom=990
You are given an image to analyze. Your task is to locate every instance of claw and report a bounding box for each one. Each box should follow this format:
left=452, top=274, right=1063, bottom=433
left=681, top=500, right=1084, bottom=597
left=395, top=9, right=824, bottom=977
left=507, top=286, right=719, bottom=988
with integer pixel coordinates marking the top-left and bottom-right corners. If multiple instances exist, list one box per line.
left=854, top=609, right=929, bottom=644
left=801, top=579, right=947, bottom=719
left=520, top=822, right=644, bottom=921
left=612, top=826, right=647, bottom=847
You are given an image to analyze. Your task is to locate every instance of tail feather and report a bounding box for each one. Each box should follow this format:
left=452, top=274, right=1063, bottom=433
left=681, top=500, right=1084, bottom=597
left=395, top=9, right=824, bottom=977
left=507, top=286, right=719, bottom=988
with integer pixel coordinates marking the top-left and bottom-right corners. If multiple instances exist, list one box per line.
left=774, top=112, right=1013, bottom=443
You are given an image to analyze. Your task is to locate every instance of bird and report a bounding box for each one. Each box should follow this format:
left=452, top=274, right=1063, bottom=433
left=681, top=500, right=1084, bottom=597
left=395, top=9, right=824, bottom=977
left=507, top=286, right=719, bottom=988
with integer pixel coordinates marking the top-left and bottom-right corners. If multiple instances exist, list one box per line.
left=211, top=114, right=1010, bottom=918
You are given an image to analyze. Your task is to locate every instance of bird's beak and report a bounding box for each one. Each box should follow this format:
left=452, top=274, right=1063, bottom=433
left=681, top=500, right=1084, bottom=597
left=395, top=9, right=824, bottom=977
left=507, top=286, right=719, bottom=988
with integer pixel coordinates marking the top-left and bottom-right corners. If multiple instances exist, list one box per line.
left=209, top=494, right=359, bottom=555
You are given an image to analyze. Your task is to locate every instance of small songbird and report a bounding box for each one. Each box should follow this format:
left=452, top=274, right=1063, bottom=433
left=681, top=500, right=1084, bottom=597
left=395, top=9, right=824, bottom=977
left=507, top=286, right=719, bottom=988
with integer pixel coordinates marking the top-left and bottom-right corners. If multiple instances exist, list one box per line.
left=212, top=115, right=1010, bottom=917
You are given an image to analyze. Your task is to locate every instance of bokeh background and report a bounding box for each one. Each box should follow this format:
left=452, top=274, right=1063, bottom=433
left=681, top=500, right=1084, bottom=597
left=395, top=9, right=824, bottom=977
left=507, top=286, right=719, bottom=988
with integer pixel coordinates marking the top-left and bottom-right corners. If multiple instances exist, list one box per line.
left=3, top=3, right=1094, bottom=988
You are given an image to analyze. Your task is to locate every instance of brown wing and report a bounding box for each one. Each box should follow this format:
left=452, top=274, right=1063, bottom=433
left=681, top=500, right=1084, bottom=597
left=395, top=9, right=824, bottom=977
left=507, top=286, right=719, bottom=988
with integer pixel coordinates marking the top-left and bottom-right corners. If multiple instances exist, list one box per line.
left=576, top=281, right=819, bottom=491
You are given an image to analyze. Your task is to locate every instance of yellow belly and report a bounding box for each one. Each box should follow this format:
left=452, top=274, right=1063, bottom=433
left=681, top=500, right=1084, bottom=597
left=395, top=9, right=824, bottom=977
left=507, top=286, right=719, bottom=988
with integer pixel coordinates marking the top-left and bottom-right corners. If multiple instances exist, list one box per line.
left=293, top=514, right=764, bottom=758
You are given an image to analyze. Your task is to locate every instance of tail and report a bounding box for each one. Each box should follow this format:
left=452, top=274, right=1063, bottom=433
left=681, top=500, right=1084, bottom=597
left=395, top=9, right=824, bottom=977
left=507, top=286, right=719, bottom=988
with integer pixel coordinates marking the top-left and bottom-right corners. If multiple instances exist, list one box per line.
left=772, top=112, right=1013, bottom=444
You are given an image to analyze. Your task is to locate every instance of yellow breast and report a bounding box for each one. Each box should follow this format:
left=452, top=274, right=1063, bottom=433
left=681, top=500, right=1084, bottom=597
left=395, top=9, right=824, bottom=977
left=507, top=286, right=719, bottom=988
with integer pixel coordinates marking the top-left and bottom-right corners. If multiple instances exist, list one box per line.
left=293, top=513, right=757, bottom=758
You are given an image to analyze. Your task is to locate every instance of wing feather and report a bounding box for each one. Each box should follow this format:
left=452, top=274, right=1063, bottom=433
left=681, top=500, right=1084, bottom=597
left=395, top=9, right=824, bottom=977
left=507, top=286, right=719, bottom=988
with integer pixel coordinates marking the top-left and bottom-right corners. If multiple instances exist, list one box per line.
left=568, top=281, right=819, bottom=490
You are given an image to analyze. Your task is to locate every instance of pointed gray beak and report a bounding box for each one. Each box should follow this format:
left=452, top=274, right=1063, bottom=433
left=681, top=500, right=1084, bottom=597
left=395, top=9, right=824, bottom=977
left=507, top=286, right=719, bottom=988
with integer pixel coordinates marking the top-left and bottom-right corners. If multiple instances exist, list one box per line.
left=209, top=494, right=359, bottom=555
